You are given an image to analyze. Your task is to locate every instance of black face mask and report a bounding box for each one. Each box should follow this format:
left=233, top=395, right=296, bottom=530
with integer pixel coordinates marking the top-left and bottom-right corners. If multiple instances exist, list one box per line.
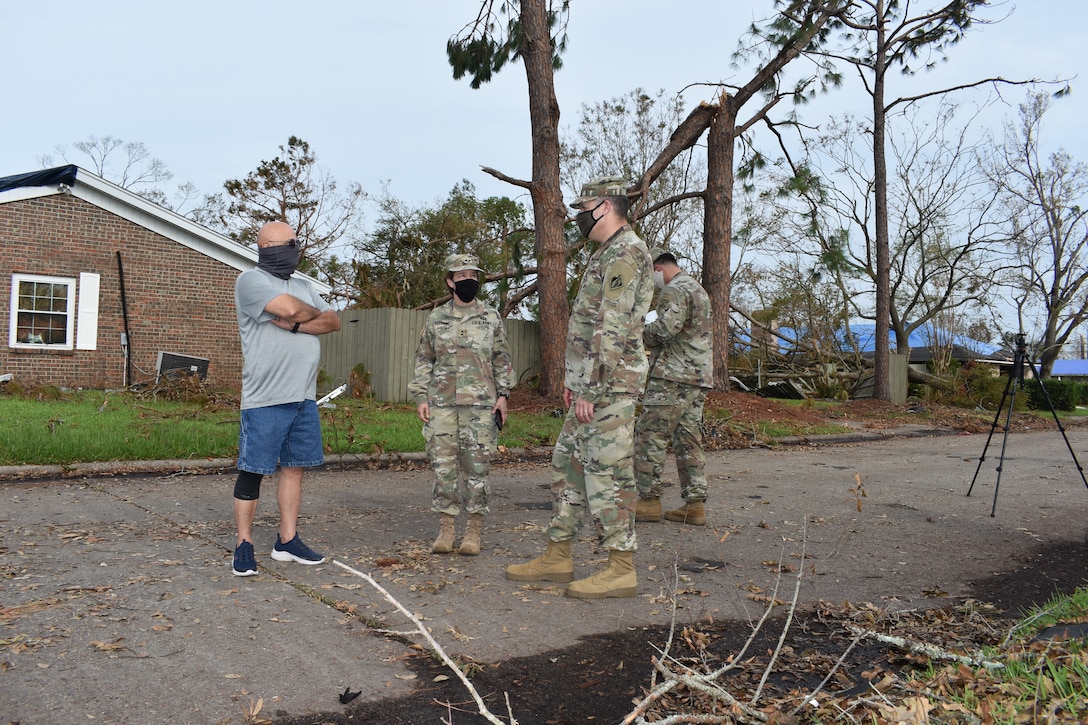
left=575, top=203, right=603, bottom=239
left=454, top=278, right=480, bottom=303
left=258, top=244, right=299, bottom=279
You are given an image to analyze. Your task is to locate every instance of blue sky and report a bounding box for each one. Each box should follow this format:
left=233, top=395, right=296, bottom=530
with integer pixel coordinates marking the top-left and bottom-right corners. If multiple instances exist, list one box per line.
left=4, top=1, right=1085, bottom=212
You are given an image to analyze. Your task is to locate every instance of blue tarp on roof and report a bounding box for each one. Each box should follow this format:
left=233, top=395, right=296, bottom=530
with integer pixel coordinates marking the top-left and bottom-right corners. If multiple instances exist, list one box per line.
left=837, top=324, right=1004, bottom=357
left=1051, top=360, right=1088, bottom=376
left=0, top=165, right=78, bottom=193
left=741, top=323, right=1004, bottom=359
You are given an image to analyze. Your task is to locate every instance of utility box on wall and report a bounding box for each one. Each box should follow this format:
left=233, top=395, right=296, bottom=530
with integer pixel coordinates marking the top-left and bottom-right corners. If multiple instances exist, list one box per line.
left=156, top=351, right=210, bottom=381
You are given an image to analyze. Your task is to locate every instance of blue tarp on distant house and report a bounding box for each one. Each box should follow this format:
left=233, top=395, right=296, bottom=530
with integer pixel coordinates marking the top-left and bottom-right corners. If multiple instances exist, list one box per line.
left=838, top=324, right=1005, bottom=359
left=1051, top=359, right=1088, bottom=377
left=742, top=322, right=1007, bottom=362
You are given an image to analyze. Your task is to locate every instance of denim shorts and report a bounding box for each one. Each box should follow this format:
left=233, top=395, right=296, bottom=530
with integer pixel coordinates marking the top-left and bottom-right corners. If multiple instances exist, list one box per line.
left=237, top=400, right=325, bottom=474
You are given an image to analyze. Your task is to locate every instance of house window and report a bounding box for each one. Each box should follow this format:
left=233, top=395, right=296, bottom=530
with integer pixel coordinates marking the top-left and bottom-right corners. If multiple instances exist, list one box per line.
left=9, top=274, right=76, bottom=349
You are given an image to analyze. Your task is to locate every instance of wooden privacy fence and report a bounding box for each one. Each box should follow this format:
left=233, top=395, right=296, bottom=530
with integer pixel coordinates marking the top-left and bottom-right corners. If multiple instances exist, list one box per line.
left=319, top=307, right=541, bottom=403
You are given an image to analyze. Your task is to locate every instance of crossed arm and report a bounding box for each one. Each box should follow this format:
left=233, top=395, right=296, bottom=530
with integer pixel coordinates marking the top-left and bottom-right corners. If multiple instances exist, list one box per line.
left=264, top=294, right=342, bottom=336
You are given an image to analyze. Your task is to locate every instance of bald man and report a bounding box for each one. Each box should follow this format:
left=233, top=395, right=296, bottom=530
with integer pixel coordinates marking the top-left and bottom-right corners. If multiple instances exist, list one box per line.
left=230, top=221, right=341, bottom=576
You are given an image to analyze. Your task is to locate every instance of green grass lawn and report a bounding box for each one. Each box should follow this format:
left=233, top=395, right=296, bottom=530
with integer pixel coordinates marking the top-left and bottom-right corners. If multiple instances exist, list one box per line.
left=4, top=386, right=1082, bottom=467
left=0, top=390, right=563, bottom=466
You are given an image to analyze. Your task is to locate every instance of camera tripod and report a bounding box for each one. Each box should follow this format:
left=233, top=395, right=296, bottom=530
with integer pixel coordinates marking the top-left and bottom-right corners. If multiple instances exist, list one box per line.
left=966, top=333, right=1088, bottom=516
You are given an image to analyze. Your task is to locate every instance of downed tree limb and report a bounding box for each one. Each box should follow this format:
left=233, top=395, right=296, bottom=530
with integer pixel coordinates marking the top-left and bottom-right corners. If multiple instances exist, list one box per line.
left=843, top=622, right=1004, bottom=671
left=332, top=559, right=514, bottom=725
left=906, top=365, right=957, bottom=392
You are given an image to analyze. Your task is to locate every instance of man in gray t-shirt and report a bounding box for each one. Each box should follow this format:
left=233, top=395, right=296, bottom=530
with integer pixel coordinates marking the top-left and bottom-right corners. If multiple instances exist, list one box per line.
left=229, top=221, right=342, bottom=577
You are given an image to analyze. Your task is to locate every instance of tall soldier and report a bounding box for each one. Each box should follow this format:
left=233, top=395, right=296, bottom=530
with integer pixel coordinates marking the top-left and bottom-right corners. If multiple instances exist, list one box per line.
left=410, top=254, right=514, bottom=556
left=505, top=177, right=653, bottom=598
left=634, top=249, right=714, bottom=525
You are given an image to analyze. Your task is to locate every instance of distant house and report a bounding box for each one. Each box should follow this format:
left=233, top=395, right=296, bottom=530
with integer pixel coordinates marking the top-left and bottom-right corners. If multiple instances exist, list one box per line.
left=0, top=165, right=330, bottom=390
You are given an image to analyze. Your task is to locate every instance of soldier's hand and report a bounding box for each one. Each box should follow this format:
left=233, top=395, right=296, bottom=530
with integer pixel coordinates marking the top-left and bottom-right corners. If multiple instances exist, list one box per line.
left=574, top=397, right=595, bottom=424
left=417, top=402, right=430, bottom=423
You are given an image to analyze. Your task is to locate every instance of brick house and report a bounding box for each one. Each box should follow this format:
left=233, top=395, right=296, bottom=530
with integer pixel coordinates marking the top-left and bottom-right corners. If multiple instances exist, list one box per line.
left=0, top=165, right=331, bottom=390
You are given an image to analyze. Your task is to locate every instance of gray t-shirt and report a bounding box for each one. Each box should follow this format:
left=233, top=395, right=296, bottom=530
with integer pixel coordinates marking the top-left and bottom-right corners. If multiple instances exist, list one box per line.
left=234, top=268, right=332, bottom=410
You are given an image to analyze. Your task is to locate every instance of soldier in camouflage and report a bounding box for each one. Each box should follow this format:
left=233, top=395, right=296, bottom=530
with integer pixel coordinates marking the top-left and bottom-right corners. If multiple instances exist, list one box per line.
left=409, top=254, right=514, bottom=556
left=634, top=249, right=714, bottom=526
left=505, top=176, right=654, bottom=598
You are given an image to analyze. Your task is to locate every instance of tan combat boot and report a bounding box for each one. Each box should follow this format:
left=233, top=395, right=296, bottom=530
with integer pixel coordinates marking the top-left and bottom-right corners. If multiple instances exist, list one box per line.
left=635, top=497, right=662, bottom=522
left=505, top=540, right=574, bottom=582
left=432, top=513, right=456, bottom=553
left=565, top=551, right=637, bottom=599
left=458, top=513, right=484, bottom=556
left=664, top=501, right=706, bottom=526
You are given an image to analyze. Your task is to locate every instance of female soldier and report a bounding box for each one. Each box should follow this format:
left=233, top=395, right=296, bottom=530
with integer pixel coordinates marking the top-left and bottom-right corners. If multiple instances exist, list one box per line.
left=409, top=254, right=514, bottom=555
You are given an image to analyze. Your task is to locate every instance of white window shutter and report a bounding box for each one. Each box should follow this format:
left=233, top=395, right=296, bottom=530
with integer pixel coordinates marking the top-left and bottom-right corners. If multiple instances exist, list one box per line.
left=76, top=273, right=101, bottom=351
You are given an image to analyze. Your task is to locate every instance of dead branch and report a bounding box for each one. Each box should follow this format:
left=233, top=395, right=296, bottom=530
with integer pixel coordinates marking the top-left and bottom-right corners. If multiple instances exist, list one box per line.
left=633, top=191, right=706, bottom=223
left=502, top=280, right=539, bottom=317
left=629, top=102, right=718, bottom=203
left=843, top=622, right=1004, bottom=671
left=786, top=629, right=864, bottom=719
left=481, top=166, right=532, bottom=191
left=625, top=533, right=794, bottom=724
left=750, top=520, right=808, bottom=703
left=332, top=559, right=514, bottom=725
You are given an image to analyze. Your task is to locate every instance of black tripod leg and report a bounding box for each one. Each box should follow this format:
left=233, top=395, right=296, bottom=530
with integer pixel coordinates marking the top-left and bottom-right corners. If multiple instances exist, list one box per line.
left=990, top=377, right=1020, bottom=517
left=1026, top=358, right=1088, bottom=491
left=967, top=371, right=1014, bottom=498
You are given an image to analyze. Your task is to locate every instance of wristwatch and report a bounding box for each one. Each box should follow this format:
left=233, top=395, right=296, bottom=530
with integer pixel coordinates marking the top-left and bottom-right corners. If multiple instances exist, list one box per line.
left=291, top=322, right=300, bottom=334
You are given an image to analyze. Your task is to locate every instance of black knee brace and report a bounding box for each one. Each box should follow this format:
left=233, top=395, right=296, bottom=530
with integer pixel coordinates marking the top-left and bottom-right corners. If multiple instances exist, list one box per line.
left=233, top=470, right=264, bottom=501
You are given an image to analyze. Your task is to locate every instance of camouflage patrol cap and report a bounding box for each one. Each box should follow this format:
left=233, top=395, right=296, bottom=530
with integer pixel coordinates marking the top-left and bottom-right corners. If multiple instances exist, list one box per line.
left=445, top=253, right=483, bottom=273
left=569, top=175, right=630, bottom=208
left=649, top=247, right=669, bottom=262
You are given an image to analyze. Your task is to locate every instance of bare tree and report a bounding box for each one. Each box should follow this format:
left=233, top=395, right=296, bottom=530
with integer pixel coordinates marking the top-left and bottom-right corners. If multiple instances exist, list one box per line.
left=215, top=136, right=367, bottom=291
left=40, top=134, right=200, bottom=212
left=773, top=101, right=1004, bottom=363
left=808, top=0, right=1040, bottom=399
left=990, top=91, right=1088, bottom=378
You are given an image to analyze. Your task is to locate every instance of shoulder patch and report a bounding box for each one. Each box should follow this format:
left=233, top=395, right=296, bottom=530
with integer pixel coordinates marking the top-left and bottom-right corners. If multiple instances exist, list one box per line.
left=604, top=259, right=636, bottom=301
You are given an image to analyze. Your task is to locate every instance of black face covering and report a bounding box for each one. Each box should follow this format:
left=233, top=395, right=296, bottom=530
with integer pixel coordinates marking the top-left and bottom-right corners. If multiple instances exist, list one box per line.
left=454, top=278, right=480, bottom=303
left=258, top=244, right=299, bottom=279
left=575, top=202, right=603, bottom=239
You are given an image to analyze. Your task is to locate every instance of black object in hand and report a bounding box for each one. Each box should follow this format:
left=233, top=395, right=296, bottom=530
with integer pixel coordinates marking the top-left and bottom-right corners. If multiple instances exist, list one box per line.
left=495, top=409, right=504, bottom=431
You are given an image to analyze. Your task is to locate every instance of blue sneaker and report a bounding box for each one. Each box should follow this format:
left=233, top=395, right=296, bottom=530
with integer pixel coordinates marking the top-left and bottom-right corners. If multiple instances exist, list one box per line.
left=271, top=534, right=325, bottom=565
left=232, top=540, right=258, bottom=577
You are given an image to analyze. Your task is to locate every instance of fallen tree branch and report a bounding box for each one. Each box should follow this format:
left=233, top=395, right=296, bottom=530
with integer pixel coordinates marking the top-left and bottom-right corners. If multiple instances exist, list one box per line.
left=786, top=629, right=863, bottom=719
left=332, top=559, right=515, bottom=725
left=750, top=519, right=808, bottom=703
left=843, top=622, right=1005, bottom=671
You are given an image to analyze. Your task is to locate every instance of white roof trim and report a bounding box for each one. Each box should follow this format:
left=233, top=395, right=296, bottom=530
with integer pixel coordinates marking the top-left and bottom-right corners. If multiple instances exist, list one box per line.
left=0, top=185, right=56, bottom=204
left=0, top=167, right=332, bottom=295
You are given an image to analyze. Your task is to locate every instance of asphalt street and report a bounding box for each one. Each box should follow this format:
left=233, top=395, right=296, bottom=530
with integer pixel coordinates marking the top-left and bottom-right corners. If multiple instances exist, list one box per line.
left=3, top=427, right=1088, bottom=723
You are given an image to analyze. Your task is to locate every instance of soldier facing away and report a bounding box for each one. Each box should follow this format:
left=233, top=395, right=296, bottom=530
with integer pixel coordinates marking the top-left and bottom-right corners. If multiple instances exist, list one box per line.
left=634, top=248, right=714, bottom=526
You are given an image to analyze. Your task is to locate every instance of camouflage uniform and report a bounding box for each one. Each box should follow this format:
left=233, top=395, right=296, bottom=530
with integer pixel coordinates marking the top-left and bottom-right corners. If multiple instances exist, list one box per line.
left=634, top=265, right=714, bottom=503
left=409, top=269, right=514, bottom=517
left=547, top=224, right=654, bottom=552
